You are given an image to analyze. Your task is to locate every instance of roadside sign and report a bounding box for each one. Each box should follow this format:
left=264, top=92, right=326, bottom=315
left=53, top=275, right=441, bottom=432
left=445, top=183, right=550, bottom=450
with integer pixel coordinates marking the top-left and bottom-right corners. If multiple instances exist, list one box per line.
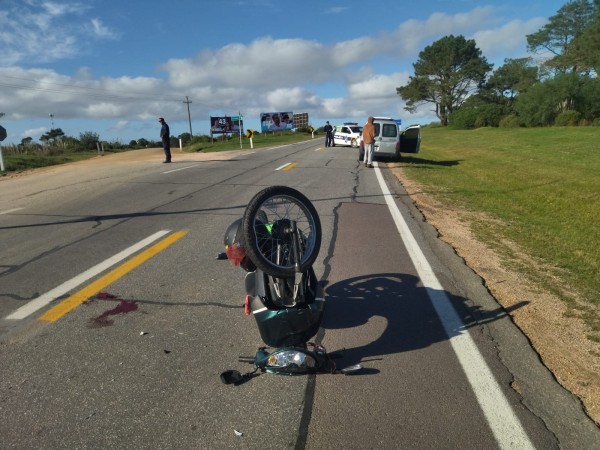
left=0, top=125, right=6, bottom=142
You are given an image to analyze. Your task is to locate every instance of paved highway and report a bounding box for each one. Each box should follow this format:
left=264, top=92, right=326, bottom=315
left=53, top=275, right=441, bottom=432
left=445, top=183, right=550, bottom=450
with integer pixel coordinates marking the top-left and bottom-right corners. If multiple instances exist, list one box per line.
left=0, top=142, right=598, bottom=449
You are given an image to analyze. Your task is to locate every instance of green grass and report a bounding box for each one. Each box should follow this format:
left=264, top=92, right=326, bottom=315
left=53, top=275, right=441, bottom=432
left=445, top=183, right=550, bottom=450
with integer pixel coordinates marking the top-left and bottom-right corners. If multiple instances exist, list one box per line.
left=397, top=126, right=600, bottom=337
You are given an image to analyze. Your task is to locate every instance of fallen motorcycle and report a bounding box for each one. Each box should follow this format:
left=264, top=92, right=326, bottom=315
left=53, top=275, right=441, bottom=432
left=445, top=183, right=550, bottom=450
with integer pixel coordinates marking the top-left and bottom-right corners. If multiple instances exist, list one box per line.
left=220, top=185, right=362, bottom=383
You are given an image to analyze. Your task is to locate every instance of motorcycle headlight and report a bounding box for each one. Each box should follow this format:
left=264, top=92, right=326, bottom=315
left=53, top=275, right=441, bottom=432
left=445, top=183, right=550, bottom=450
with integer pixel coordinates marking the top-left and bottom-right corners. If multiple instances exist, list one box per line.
left=266, top=350, right=316, bottom=372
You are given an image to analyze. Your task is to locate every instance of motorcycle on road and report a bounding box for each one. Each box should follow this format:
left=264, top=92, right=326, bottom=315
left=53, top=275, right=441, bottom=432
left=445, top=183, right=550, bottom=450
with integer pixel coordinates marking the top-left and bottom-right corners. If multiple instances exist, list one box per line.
left=220, top=186, right=362, bottom=384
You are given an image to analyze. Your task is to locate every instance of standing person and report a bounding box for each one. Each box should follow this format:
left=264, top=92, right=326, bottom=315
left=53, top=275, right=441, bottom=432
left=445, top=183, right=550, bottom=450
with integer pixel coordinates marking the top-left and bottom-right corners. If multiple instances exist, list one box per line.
left=159, top=117, right=171, bottom=163
left=324, top=121, right=334, bottom=147
left=362, top=116, right=375, bottom=168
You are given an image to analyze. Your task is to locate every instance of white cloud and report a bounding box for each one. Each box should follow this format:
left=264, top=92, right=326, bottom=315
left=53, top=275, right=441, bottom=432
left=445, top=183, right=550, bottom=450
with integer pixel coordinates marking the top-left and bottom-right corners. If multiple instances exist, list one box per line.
left=110, top=120, right=129, bottom=132
left=326, top=7, right=350, bottom=14
left=348, top=72, right=409, bottom=101
left=0, top=0, right=119, bottom=66
left=0, top=5, right=548, bottom=139
left=22, top=126, right=49, bottom=140
left=88, top=18, right=120, bottom=40
left=473, top=17, right=548, bottom=59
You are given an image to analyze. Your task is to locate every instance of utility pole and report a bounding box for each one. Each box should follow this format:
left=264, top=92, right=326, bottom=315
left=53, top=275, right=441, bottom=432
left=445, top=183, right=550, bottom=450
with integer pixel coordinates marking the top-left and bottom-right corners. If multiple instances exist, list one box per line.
left=183, top=96, right=193, bottom=137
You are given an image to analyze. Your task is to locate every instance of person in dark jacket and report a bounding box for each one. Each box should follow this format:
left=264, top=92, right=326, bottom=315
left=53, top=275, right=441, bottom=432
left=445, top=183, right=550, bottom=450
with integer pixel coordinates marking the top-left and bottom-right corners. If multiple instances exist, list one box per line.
left=159, top=117, right=171, bottom=163
left=324, top=121, right=334, bottom=147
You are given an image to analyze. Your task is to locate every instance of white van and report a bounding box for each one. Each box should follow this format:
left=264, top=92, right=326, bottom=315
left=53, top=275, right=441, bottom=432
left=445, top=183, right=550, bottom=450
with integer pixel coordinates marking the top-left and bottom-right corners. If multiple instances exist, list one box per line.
left=358, top=117, right=421, bottom=161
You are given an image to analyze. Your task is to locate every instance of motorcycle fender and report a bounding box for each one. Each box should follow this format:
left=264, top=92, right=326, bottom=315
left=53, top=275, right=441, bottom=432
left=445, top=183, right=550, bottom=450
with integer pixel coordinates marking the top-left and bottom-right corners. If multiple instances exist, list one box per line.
left=244, top=271, right=256, bottom=295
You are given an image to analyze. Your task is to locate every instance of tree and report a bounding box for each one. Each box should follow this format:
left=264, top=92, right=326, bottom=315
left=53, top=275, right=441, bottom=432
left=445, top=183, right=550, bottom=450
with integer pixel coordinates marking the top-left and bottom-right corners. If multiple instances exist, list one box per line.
left=566, top=1, right=600, bottom=73
left=79, top=131, right=100, bottom=150
left=40, top=128, right=65, bottom=144
left=21, top=137, right=33, bottom=146
left=486, top=58, right=539, bottom=102
left=527, top=0, right=596, bottom=74
left=397, top=35, right=492, bottom=126
left=515, top=73, right=594, bottom=126
left=449, top=95, right=509, bottom=129
left=178, top=132, right=192, bottom=145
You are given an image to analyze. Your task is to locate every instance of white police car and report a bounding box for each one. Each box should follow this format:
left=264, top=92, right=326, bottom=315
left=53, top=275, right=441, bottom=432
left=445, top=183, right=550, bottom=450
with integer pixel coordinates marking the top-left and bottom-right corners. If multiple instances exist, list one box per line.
left=333, top=123, right=362, bottom=148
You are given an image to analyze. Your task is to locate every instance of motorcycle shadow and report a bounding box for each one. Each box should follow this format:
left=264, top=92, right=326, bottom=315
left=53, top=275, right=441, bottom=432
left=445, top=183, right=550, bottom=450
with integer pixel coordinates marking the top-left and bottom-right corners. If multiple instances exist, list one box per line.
left=320, top=273, right=527, bottom=367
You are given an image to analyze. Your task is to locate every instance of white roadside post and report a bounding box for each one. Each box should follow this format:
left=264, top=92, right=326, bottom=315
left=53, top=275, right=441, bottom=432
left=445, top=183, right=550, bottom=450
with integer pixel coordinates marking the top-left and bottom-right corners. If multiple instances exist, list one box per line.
left=238, top=113, right=243, bottom=149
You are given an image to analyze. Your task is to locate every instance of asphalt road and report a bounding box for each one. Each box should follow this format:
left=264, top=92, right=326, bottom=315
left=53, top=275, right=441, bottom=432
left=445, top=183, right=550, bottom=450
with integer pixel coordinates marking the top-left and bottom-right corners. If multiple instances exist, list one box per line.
left=0, top=142, right=598, bottom=449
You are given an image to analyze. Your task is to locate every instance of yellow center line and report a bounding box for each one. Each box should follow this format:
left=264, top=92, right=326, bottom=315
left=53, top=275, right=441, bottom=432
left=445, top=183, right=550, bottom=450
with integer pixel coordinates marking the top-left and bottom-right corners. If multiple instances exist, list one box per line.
left=283, top=162, right=297, bottom=171
left=38, top=230, right=188, bottom=322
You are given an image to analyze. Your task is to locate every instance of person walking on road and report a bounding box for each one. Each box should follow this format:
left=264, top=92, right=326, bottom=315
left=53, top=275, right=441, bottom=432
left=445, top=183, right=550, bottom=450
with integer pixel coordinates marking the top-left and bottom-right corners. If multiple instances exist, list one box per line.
left=362, top=116, right=375, bottom=168
left=324, top=121, right=334, bottom=147
left=159, top=117, right=171, bottom=163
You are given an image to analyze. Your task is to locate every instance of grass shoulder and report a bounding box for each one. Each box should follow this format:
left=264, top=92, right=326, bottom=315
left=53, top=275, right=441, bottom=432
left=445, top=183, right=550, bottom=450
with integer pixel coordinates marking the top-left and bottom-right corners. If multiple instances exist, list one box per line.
left=396, top=125, right=600, bottom=338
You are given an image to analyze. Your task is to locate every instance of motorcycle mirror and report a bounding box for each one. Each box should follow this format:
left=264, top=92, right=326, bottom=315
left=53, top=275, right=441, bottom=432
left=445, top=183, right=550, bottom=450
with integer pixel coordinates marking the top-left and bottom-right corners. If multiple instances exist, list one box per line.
left=340, top=364, right=363, bottom=375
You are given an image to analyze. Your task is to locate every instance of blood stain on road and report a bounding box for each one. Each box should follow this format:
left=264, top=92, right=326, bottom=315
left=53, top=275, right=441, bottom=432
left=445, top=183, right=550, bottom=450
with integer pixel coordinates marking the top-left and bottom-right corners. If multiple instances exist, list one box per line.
left=88, top=292, right=138, bottom=328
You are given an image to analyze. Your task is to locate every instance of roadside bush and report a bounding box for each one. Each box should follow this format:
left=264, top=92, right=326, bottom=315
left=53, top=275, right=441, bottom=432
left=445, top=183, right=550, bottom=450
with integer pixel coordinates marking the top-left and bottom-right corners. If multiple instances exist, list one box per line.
left=450, top=107, right=479, bottom=129
left=555, top=111, right=581, bottom=126
left=499, top=114, right=521, bottom=128
left=450, top=100, right=508, bottom=129
left=79, top=131, right=100, bottom=151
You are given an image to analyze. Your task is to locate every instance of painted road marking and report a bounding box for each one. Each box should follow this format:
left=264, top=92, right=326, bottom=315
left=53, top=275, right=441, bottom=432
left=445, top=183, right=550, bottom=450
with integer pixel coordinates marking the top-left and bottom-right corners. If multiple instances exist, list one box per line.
left=5, top=230, right=173, bottom=320
left=0, top=207, right=25, bottom=215
left=374, top=166, right=534, bottom=450
left=38, top=230, right=187, bottom=322
left=163, top=164, right=200, bottom=173
left=275, top=162, right=293, bottom=171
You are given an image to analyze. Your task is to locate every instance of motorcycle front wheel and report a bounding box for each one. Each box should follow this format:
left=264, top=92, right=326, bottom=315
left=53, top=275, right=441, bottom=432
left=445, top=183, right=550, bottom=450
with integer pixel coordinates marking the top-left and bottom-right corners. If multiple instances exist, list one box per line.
left=242, top=186, right=321, bottom=278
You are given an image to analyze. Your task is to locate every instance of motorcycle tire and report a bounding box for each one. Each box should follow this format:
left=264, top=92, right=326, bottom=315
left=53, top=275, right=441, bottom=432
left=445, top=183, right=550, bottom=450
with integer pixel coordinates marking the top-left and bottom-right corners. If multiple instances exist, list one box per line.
left=242, top=186, right=321, bottom=278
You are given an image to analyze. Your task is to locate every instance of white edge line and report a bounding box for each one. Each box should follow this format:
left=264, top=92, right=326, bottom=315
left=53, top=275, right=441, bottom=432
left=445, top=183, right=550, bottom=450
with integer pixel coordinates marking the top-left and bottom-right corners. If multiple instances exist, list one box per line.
left=5, top=230, right=171, bottom=320
left=163, top=164, right=200, bottom=174
left=374, top=166, right=534, bottom=450
left=0, top=207, right=25, bottom=215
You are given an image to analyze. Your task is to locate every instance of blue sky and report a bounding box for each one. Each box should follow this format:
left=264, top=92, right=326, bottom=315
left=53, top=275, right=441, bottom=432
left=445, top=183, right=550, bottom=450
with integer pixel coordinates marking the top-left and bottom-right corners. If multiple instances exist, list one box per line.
left=0, top=0, right=567, bottom=145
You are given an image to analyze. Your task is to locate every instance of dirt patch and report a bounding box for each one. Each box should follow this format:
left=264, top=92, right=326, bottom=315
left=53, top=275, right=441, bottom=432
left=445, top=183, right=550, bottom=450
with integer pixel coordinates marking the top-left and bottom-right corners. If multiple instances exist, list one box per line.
left=390, top=165, right=600, bottom=425
left=0, top=147, right=247, bottom=181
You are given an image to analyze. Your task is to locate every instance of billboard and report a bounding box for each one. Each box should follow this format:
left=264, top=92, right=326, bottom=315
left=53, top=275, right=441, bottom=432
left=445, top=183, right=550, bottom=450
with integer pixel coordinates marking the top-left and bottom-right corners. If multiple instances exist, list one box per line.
left=260, top=112, right=294, bottom=132
left=210, top=116, right=243, bottom=134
